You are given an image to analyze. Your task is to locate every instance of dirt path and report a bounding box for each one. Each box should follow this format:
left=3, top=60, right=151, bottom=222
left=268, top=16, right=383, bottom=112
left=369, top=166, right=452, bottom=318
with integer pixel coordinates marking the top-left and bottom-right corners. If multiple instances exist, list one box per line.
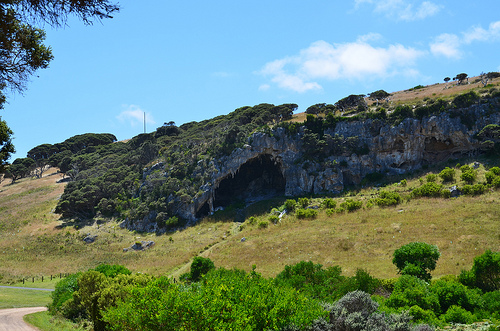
left=0, top=307, right=47, bottom=331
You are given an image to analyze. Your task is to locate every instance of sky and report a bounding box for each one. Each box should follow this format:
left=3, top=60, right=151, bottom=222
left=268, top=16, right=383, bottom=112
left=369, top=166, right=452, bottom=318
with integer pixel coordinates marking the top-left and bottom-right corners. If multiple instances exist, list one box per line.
left=2, top=0, right=500, bottom=160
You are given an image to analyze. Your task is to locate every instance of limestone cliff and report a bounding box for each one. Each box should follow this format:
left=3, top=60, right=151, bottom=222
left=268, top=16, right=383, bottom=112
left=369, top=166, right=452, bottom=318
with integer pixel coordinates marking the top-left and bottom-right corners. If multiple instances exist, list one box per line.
left=124, top=104, right=499, bottom=232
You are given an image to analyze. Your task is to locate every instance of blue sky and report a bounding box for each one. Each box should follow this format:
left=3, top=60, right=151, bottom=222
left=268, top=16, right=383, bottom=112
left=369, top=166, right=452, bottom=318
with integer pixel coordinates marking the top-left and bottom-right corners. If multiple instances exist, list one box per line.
left=3, top=0, right=500, bottom=160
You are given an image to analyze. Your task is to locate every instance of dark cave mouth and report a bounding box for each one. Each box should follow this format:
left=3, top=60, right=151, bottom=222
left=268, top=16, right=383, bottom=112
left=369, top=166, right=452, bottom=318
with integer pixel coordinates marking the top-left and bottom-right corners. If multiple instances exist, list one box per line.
left=197, top=154, right=285, bottom=217
left=215, top=154, right=285, bottom=208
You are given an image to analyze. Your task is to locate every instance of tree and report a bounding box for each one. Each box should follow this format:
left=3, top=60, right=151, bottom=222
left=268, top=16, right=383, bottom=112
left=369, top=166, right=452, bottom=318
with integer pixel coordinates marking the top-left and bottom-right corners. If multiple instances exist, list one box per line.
left=335, top=94, right=367, bottom=112
left=368, top=90, right=390, bottom=106
left=4, top=157, right=34, bottom=182
left=189, top=256, right=215, bottom=282
left=0, top=0, right=119, bottom=166
left=444, top=77, right=451, bottom=83
left=27, top=143, right=58, bottom=178
left=393, top=242, right=440, bottom=282
left=455, top=73, right=468, bottom=85
left=0, top=117, right=14, bottom=172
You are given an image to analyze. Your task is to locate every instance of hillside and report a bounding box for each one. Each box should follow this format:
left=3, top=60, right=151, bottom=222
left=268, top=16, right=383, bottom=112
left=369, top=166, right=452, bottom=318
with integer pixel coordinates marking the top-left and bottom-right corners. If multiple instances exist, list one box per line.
left=0, top=75, right=500, bottom=284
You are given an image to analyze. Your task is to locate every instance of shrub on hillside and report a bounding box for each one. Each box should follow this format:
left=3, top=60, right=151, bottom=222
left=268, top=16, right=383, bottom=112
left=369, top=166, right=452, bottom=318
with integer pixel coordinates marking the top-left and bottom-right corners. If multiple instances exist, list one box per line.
left=94, top=264, right=131, bottom=278
left=430, top=279, right=482, bottom=314
left=459, top=250, right=500, bottom=292
left=411, top=182, right=444, bottom=198
left=461, top=184, right=485, bottom=196
left=189, top=256, right=215, bottom=282
left=439, top=167, right=455, bottom=183
left=284, top=199, right=297, bottom=211
left=393, top=242, right=440, bottom=282
left=441, top=305, right=476, bottom=324
left=298, top=197, right=310, bottom=208
left=322, top=198, right=336, bottom=209
left=426, top=174, right=438, bottom=182
left=373, top=191, right=402, bottom=207
left=296, top=208, right=318, bottom=219
left=339, top=199, right=362, bottom=212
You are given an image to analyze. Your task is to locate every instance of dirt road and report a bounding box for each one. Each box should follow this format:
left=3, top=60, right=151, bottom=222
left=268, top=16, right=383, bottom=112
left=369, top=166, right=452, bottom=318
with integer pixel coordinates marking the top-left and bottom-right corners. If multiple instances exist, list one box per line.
left=0, top=307, right=47, bottom=331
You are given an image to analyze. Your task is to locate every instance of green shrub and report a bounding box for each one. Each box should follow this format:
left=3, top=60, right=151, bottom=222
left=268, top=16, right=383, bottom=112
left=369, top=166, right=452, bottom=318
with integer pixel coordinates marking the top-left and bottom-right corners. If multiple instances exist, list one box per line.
left=325, top=208, right=336, bottom=216
left=461, top=184, right=485, bottom=195
left=385, top=275, right=440, bottom=311
left=452, top=91, right=479, bottom=108
left=393, top=242, right=440, bottom=282
left=485, top=170, right=497, bottom=184
left=268, top=214, right=279, bottom=223
left=189, top=256, right=215, bottom=282
left=258, top=220, right=269, bottom=229
left=373, top=191, right=402, bottom=207
left=322, top=198, right=337, bottom=209
left=493, top=176, right=500, bottom=188
left=49, top=272, right=81, bottom=314
left=296, top=208, right=318, bottom=219
left=298, top=197, right=310, bottom=208
left=284, top=199, right=297, bottom=211
left=439, top=167, right=455, bottom=183
left=459, top=250, right=500, bottom=292
left=408, top=305, right=439, bottom=325
left=461, top=170, right=477, bottom=184
left=412, top=182, right=443, bottom=198
left=104, top=268, right=327, bottom=331
left=339, top=199, right=362, bottom=212
left=489, top=166, right=500, bottom=176
left=441, top=305, right=476, bottom=324
left=430, top=279, right=482, bottom=314
left=247, top=216, right=257, bottom=225
left=483, top=290, right=500, bottom=316
left=94, top=264, right=131, bottom=278
left=400, top=179, right=407, bottom=187
left=426, top=174, right=437, bottom=182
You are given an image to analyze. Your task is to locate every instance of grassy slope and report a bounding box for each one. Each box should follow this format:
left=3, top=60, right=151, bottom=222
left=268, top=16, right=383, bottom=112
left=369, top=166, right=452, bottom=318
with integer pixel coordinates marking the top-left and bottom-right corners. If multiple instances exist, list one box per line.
left=1, top=78, right=500, bottom=284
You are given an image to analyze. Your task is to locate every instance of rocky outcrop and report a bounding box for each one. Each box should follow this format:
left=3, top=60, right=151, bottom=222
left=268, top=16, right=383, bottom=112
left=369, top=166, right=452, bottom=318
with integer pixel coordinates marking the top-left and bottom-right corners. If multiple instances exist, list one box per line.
left=136, top=105, right=500, bottom=228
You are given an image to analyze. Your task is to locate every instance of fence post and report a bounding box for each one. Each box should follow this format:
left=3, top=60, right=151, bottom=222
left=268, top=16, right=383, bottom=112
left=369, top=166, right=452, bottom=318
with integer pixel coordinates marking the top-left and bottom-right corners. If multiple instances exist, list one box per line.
left=32, top=277, right=34, bottom=283
left=42, top=276, right=44, bottom=282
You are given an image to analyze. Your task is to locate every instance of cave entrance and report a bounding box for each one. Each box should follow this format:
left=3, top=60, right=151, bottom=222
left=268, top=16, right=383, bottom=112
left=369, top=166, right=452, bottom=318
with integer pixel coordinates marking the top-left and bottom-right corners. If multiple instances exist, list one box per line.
left=213, top=154, right=285, bottom=208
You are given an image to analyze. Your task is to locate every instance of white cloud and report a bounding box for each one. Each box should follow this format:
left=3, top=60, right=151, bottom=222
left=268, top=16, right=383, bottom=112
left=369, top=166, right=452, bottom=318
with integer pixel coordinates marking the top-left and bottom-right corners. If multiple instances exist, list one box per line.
left=355, top=0, right=441, bottom=21
left=430, top=33, right=461, bottom=58
left=259, top=39, right=423, bottom=93
left=463, top=21, right=500, bottom=44
left=430, top=21, right=500, bottom=59
left=117, top=105, right=156, bottom=127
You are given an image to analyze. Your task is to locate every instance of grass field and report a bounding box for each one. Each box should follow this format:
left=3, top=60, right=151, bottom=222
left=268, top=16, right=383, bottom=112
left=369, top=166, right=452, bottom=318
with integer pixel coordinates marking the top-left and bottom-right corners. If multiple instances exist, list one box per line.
left=0, top=287, right=51, bottom=309
left=24, top=311, right=88, bottom=331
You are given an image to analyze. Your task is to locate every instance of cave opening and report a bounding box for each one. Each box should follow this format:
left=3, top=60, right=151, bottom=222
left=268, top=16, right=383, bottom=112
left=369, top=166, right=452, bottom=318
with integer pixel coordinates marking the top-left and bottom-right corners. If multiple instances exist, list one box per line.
left=213, top=154, right=285, bottom=209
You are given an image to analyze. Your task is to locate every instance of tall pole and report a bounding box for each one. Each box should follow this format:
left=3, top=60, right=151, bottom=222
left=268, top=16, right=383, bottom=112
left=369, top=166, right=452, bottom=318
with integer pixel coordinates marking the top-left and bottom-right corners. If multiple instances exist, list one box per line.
left=144, top=111, right=146, bottom=133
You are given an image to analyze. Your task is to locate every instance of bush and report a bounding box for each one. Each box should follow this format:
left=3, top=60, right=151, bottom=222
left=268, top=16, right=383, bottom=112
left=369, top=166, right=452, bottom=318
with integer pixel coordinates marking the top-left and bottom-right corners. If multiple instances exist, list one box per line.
left=461, top=184, right=485, bottom=195
left=452, top=91, right=479, bottom=109
left=258, top=220, right=269, bottom=229
left=393, top=242, right=440, bottom=282
left=373, top=191, right=402, bottom=207
left=430, top=279, right=482, bottom=314
left=298, top=197, right=310, bottom=208
left=94, top=264, right=131, bottom=278
left=441, top=305, right=476, bottom=324
left=461, top=170, right=477, bottom=184
left=426, top=174, right=438, bottom=182
left=493, top=176, right=500, bottom=188
left=284, top=199, right=297, bottom=211
left=322, top=198, right=337, bottom=209
left=189, top=256, right=215, bottom=282
left=412, top=182, right=443, bottom=198
left=485, top=170, right=498, bottom=184
left=49, top=272, right=82, bottom=314
left=339, top=199, right=362, bottom=212
left=268, top=214, right=279, bottom=223
left=459, top=250, right=500, bottom=292
left=439, top=167, right=455, bottom=183
left=483, top=290, right=500, bottom=316
left=296, top=208, right=318, bottom=219
left=385, top=275, right=440, bottom=311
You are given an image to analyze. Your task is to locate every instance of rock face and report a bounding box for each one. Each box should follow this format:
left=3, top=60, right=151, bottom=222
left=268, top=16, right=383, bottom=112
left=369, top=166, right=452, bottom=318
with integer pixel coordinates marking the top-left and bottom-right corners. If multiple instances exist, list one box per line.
left=135, top=105, right=500, bottom=229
